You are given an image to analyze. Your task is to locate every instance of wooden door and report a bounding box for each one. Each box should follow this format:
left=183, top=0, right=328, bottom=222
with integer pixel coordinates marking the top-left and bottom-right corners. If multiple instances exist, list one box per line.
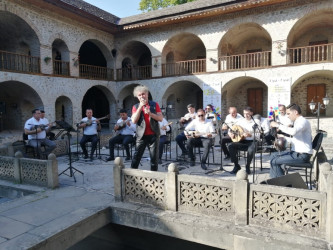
left=307, top=84, right=326, bottom=115
left=247, top=88, right=263, bottom=115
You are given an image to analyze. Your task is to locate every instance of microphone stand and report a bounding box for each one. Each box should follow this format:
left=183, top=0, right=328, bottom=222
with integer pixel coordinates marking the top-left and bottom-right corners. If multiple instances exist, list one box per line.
left=250, top=116, right=263, bottom=183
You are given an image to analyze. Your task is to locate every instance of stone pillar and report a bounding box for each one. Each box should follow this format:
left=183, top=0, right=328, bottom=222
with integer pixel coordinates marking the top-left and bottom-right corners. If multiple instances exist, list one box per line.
left=14, top=151, right=23, bottom=183
left=318, top=162, right=332, bottom=192
left=152, top=56, right=162, bottom=77
left=271, top=40, right=287, bottom=66
left=326, top=172, right=333, bottom=241
left=165, top=163, right=178, bottom=211
left=113, top=157, right=124, bottom=202
left=47, top=153, right=59, bottom=188
left=206, top=49, right=219, bottom=72
left=70, top=51, right=79, bottom=77
left=234, top=170, right=249, bottom=225
left=40, top=44, right=53, bottom=75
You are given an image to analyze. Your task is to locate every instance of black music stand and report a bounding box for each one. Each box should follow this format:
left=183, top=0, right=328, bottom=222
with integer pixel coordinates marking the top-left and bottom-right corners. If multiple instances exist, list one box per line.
left=57, top=121, right=84, bottom=182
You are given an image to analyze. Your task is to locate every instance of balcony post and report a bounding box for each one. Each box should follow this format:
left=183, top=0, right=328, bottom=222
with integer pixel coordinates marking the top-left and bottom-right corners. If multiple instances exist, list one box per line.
left=70, top=52, right=79, bottom=77
left=272, top=40, right=287, bottom=66
left=206, top=49, right=218, bottom=72
left=152, top=56, right=162, bottom=78
left=40, top=44, right=53, bottom=75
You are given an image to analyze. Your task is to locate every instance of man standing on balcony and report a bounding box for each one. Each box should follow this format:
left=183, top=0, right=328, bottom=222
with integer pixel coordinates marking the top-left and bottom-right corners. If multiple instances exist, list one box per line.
left=269, top=104, right=312, bottom=178
left=176, top=104, right=197, bottom=157
left=131, top=85, right=163, bottom=171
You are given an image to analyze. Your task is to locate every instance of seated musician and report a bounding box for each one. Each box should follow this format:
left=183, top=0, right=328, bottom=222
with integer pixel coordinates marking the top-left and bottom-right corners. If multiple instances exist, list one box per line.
left=253, top=114, right=271, bottom=147
left=106, top=109, right=136, bottom=162
left=40, top=109, right=55, bottom=140
left=221, top=107, right=243, bottom=160
left=185, top=109, right=216, bottom=170
left=24, top=108, right=56, bottom=158
left=158, top=117, right=171, bottom=164
left=205, top=104, right=217, bottom=127
left=78, top=109, right=101, bottom=161
left=269, top=104, right=312, bottom=178
left=175, top=104, right=197, bottom=156
left=275, top=104, right=293, bottom=135
left=228, top=106, right=256, bottom=175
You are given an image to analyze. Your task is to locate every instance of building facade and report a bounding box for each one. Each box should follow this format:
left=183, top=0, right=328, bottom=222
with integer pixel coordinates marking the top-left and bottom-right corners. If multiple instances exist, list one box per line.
left=0, top=0, right=332, bottom=135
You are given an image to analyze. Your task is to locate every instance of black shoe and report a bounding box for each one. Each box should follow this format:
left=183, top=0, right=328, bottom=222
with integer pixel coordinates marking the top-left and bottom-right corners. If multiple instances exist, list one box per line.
left=181, top=151, right=188, bottom=157
left=230, top=165, right=241, bottom=174
left=125, top=156, right=131, bottom=161
left=224, top=156, right=230, bottom=160
left=201, top=163, right=207, bottom=170
left=246, top=166, right=251, bottom=175
left=190, top=161, right=195, bottom=167
left=83, top=155, right=89, bottom=159
left=158, top=159, right=162, bottom=164
left=106, top=157, right=114, bottom=162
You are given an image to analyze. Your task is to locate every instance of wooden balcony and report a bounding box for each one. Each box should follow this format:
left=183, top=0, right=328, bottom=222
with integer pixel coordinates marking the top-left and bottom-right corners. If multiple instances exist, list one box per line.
left=116, top=65, right=152, bottom=81
left=53, top=60, right=70, bottom=76
left=287, top=43, right=333, bottom=64
left=162, top=59, right=206, bottom=77
left=79, top=64, right=114, bottom=81
left=219, top=51, right=271, bottom=71
left=0, top=50, right=40, bottom=74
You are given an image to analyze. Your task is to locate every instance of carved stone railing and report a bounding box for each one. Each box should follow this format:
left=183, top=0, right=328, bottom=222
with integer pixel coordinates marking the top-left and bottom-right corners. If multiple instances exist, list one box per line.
left=162, top=59, right=206, bottom=77
left=0, top=50, right=40, bottom=74
left=219, top=51, right=271, bottom=71
left=53, top=60, right=70, bottom=76
left=116, top=65, right=152, bottom=81
left=287, top=43, right=333, bottom=64
left=0, top=152, right=58, bottom=188
left=114, top=161, right=333, bottom=239
left=79, top=64, right=113, bottom=81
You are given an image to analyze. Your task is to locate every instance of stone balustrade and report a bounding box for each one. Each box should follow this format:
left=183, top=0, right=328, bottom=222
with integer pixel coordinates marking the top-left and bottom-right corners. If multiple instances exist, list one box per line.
left=114, top=159, right=333, bottom=242
left=0, top=152, right=58, bottom=188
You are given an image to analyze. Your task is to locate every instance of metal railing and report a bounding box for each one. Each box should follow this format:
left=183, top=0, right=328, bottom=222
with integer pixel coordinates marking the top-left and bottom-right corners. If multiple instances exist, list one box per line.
left=116, top=65, right=152, bottom=81
left=0, top=50, right=40, bottom=74
left=287, top=43, right=333, bottom=64
left=79, top=64, right=114, bottom=81
left=162, top=59, right=206, bottom=76
left=53, top=60, right=70, bottom=76
left=219, top=51, right=271, bottom=71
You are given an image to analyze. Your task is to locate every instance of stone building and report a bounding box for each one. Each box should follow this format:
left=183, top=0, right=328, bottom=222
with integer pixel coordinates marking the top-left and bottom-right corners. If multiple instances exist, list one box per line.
left=0, top=0, right=332, bottom=136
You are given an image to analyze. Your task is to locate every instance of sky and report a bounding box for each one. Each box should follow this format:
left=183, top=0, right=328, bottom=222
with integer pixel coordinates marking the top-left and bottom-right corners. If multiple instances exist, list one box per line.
left=83, top=0, right=143, bottom=18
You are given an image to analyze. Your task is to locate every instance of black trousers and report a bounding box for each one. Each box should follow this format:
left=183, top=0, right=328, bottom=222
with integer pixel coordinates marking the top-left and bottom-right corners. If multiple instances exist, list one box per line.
left=109, top=134, right=134, bottom=158
left=131, top=134, right=159, bottom=171
left=228, top=140, right=255, bottom=168
left=221, top=135, right=232, bottom=157
left=187, top=137, right=213, bottom=163
left=80, top=134, right=98, bottom=157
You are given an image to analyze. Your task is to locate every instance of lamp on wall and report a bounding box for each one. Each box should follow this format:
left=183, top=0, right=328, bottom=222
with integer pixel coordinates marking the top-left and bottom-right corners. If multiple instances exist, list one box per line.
left=308, top=94, right=330, bottom=132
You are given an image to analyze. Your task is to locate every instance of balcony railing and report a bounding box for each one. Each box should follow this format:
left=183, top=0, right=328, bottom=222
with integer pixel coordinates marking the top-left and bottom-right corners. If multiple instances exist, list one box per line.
left=0, top=50, right=40, bottom=74
left=287, top=43, right=333, bottom=64
left=162, top=59, right=206, bottom=77
left=116, top=65, right=152, bottom=81
left=79, top=64, right=114, bottom=81
left=53, top=60, right=70, bottom=76
left=219, top=51, right=271, bottom=71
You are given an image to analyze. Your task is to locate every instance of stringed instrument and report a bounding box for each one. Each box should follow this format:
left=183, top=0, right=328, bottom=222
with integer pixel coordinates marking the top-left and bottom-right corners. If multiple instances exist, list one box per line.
left=230, top=124, right=246, bottom=142
left=80, top=114, right=110, bottom=126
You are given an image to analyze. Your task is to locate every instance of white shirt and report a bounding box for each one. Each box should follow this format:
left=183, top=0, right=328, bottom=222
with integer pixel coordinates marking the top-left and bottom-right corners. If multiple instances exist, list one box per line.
left=116, top=117, right=136, bottom=136
left=24, top=117, right=47, bottom=140
left=276, top=114, right=293, bottom=127
left=236, top=118, right=256, bottom=141
left=159, top=118, right=170, bottom=136
left=224, top=113, right=243, bottom=128
left=185, top=119, right=215, bottom=138
left=183, top=112, right=197, bottom=121
left=278, top=116, right=313, bottom=154
left=81, top=117, right=99, bottom=135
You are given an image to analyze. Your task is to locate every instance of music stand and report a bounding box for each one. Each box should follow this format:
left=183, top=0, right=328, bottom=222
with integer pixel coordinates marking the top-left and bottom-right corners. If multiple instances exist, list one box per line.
left=57, top=121, right=84, bottom=182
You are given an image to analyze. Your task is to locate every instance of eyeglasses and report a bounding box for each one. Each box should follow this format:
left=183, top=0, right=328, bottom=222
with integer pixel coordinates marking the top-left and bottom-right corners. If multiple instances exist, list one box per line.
left=198, top=114, right=204, bottom=117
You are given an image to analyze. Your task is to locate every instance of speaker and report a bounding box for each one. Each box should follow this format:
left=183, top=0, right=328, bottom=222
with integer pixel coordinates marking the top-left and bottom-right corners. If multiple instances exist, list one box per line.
left=260, top=173, right=307, bottom=189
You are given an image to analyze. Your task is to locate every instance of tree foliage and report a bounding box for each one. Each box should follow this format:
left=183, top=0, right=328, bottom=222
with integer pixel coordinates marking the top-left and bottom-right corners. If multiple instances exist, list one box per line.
left=139, top=0, right=197, bottom=12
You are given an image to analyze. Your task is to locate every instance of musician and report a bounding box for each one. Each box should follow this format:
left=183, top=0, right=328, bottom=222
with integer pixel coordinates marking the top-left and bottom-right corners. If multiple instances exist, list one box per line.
left=253, top=114, right=271, bottom=146
left=205, top=104, right=217, bottom=126
left=275, top=104, right=293, bottom=136
left=40, top=110, right=55, bottom=140
left=78, top=109, right=101, bottom=161
left=176, top=104, right=197, bottom=156
left=221, top=107, right=243, bottom=160
left=24, top=108, right=56, bottom=158
left=185, top=109, right=216, bottom=170
left=158, top=117, right=171, bottom=164
left=106, top=109, right=136, bottom=162
left=228, top=106, right=256, bottom=175
left=269, top=104, right=312, bottom=178
left=131, top=85, right=163, bottom=171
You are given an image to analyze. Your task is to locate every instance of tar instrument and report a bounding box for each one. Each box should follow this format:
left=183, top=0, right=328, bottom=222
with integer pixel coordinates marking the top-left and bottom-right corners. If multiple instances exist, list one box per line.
left=81, top=114, right=110, bottom=126
left=274, top=137, right=287, bottom=151
left=230, top=125, right=245, bottom=142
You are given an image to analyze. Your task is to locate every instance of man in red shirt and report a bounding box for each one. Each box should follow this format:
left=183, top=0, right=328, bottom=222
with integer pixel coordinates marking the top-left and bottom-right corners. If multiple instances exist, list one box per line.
left=131, top=85, right=163, bottom=171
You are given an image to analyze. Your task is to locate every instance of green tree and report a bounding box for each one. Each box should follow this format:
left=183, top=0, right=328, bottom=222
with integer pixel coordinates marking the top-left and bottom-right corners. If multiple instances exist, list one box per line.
left=139, top=0, right=197, bottom=12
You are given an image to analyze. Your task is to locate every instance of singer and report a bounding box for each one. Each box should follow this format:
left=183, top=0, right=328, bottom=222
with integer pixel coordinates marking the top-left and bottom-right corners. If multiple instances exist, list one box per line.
left=131, top=85, right=163, bottom=171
